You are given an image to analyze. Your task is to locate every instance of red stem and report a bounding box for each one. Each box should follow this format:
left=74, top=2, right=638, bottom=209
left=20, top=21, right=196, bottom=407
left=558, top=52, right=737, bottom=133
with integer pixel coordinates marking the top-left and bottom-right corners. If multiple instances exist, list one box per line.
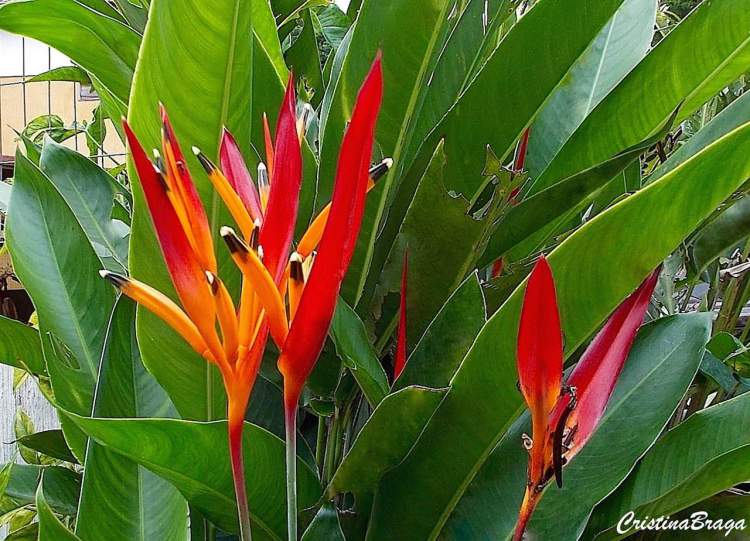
left=229, top=414, right=253, bottom=541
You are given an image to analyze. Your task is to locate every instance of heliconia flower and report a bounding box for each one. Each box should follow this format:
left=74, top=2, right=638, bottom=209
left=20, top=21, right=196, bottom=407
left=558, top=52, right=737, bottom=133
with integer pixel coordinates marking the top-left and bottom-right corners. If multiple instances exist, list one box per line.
left=104, top=56, right=385, bottom=541
left=513, top=257, right=659, bottom=541
left=394, top=251, right=408, bottom=379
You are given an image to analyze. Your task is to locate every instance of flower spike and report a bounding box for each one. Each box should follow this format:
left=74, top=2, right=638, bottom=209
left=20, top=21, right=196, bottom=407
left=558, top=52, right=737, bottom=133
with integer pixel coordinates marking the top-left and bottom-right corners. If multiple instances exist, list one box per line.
left=513, top=263, right=660, bottom=541
left=260, top=75, right=302, bottom=283
left=100, top=270, right=215, bottom=364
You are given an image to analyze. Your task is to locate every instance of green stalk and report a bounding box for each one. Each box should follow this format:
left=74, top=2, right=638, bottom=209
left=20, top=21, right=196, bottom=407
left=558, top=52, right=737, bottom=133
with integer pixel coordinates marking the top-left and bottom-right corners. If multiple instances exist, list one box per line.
left=284, top=403, right=298, bottom=541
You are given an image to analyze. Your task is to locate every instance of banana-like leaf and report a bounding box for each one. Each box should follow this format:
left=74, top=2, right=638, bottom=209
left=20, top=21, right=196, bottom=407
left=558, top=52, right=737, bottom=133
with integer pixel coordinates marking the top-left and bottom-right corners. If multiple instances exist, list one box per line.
left=71, top=416, right=321, bottom=539
left=584, top=392, right=750, bottom=541
left=127, top=0, right=253, bottom=421
left=75, top=299, right=188, bottom=541
left=0, top=315, right=44, bottom=374
left=362, top=0, right=630, bottom=312
left=7, top=153, right=116, bottom=460
left=0, top=0, right=140, bottom=103
left=363, top=116, right=750, bottom=541
left=330, top=299, right=389, bottom=407
left=443, top=313, right=710, bottom=540
left=370, top=142, right=490, bottom=341
left=36, top=474, right=82, bottom=541
left=331, top=386, right=446, bottom=497
left=300, top=503, right=346, bottom=541
left=393, top=272, right=485, bottom=392
left=537, top=0, right=750, bottom=188
left=525, top=0, right=656, bottom=181
left=27, top=66, right=92, bottom=85
left=1, top=464, right=81, bottom=517
left=317, top=0, right=452, bottom=301
left=40, top=138, right=130, bottom=272
left=16, top=430, right=77, bottom=464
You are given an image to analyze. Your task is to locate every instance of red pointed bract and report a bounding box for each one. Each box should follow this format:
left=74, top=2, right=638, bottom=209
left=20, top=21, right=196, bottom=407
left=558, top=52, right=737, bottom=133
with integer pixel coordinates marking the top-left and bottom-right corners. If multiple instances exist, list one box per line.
left=554, top=268, right=660, bottom=458
left=123, top=121, right=221, bottom=361
left=278, top=57, right=383, bottom=403
left=517, top=256, right=563, bottom=482
left=260, top=76, right=302, bottom=283
left=220, top=128, right=264, bottom=223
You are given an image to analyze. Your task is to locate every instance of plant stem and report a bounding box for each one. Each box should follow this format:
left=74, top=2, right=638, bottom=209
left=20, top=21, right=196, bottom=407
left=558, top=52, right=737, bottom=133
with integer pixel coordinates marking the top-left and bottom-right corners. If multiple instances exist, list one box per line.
left=228, top=418, right=253, bottom=541
left=284, top=404, right=298, bottom=541
left=315, top=414, right=326, bottom=473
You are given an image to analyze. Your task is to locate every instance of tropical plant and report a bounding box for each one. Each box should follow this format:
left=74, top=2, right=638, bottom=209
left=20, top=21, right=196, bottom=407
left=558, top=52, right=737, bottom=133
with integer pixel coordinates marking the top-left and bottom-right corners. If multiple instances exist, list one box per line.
left=1, top=0, right=750, bottom=540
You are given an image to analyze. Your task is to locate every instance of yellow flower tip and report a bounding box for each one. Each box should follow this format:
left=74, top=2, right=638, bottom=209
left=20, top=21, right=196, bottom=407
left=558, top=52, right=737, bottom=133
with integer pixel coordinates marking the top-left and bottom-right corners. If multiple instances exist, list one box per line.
left=257, top=162, right=270, bottom=208
left=192, top=146, right=216, bottom=174
left=220, top=226, right=248, bottom=255
left=290, top=252, right=304, bottom=283
left=249, top=222, right=261, bottom=250
left=204, top=270, right=219, bottom=294
left=99, top=269, right=127, bottom=288
left=369, top=157, right=393, bottom=182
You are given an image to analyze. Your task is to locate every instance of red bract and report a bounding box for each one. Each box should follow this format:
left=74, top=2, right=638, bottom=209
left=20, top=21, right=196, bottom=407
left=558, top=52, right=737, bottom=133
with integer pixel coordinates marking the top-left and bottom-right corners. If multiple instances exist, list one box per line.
left=260, top=76, right=302, bottom=284
left=513, top=257, right=659, bottom=541
left=277, top=56, right=383, bottom=408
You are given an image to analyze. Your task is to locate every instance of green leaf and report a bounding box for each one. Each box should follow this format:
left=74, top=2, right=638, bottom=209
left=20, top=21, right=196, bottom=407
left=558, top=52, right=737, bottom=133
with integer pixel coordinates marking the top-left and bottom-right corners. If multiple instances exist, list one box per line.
left=311, top=4, right=351, bottom=50
left=128, top=0, right=253, bottom=421
left=36, top=473, right=82, bottom=541
left=2, top=465, right=81, bottom=517
left=300, top=503, right=346, bottom=541
left=317, top=0, right=452, bottom=299
left=525, top=0, right=656, bottom=182
left=707, top=332, right=750, bottom=376
left=75, top=298, right=189, bottom=541
left=71, top=416, right=321, bottom=539
left=412, top=0, right=627, bottom=199
left=0, top=315, right=44, bottom=374
left=537, top=0, right=750, bottom=188
left=585, top=392, right=750, bottom=541
left=27, top=66, right=92, bottom=85
left=691, top=195, right=750, bottom=279
left=363, top=106, right=750, bottom=541
left=478, top=132, right=663, bottom=268
left=393, top=272, right=485, bottom=391
left=330, top=300, right=389, bottom=407
left=371, top=142, right=490, bottom=341
left=285, top=9, right=323, bottom=104
left=6, top=152, right=116, bottom=459
left=40, top=138, right=129, bottom=272
left=16, top=431, right=77, bottom=464
left=443, top=314, right=710, bottom=540
left=362, top=0, right=632, bottom=314
left=331, top=386, right=446, bottom=497
left=0, top=0, right=140, bottom=103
